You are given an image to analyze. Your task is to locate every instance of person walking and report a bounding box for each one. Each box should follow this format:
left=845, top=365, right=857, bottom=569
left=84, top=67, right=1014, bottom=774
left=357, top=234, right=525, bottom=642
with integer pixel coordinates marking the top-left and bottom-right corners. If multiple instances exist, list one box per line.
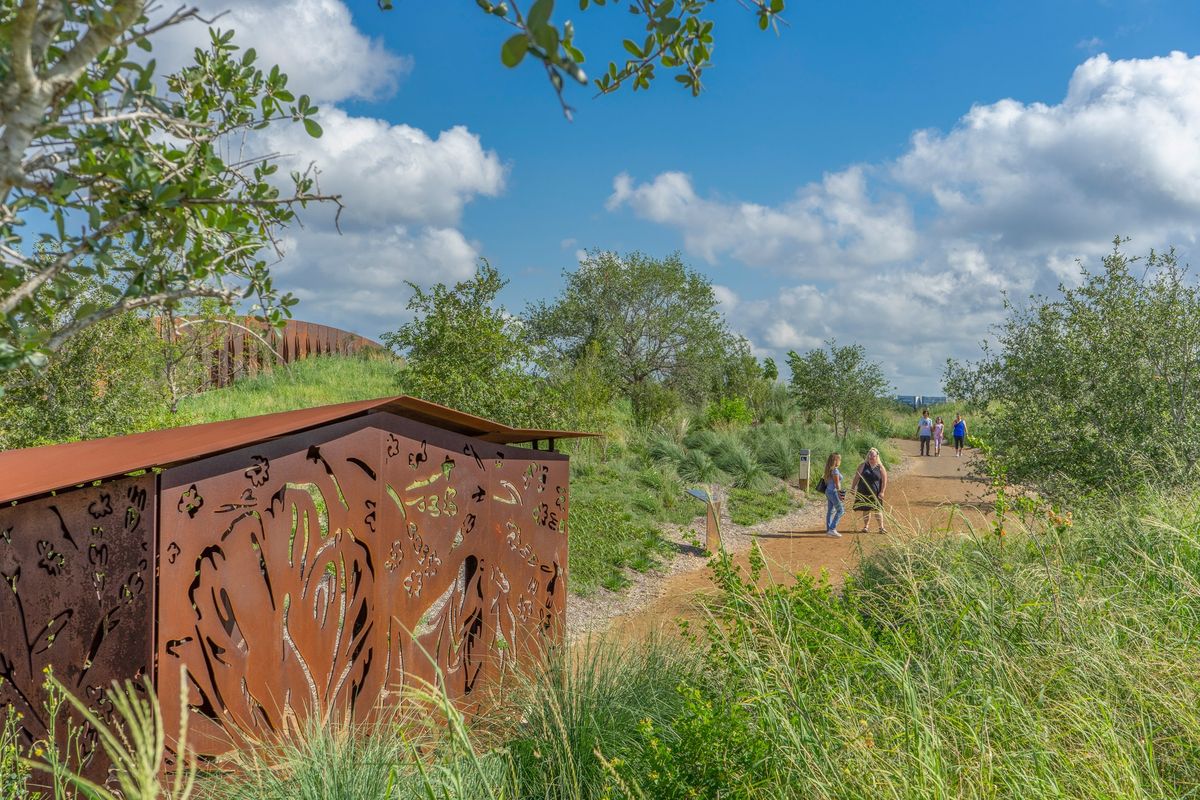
left=952, top=413, right=968, bottom=458
left=916, top=408, right=933, bottom=456
left=822, top=452, right=845, bottom=537
left=852, top=447, right=889, bottom=533
left=933, top=416, right=945, bottom=456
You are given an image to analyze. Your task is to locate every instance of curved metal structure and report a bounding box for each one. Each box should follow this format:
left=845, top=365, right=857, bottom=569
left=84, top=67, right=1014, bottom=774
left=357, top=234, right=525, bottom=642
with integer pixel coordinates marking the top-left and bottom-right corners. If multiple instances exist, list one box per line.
left=0, top=398, right=583, bottom=777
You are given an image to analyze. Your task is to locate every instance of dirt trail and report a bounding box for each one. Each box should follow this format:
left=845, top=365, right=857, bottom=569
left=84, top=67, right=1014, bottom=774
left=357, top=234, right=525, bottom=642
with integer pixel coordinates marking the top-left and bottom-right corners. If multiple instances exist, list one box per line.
left=588, top=438, right=993, bottom=642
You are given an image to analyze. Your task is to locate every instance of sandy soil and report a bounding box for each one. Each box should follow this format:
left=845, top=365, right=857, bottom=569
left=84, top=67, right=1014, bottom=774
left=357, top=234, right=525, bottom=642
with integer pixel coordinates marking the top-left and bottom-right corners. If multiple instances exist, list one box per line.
left=568, top=438, right=994, bottom=643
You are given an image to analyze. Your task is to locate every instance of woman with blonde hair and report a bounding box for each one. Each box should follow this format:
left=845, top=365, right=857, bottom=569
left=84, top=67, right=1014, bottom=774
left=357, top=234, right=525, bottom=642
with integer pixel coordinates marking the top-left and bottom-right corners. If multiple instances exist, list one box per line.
left=822, top=452, right=845, bottom=537
left=851, top=447, right=889, bottom=533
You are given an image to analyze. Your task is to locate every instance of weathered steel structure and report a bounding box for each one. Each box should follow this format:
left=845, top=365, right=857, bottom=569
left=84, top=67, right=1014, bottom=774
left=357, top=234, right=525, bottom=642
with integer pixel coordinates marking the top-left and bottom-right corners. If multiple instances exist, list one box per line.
left=163, top=317, right=384, bottom=390
left=0, top=397, right=585, bottom=768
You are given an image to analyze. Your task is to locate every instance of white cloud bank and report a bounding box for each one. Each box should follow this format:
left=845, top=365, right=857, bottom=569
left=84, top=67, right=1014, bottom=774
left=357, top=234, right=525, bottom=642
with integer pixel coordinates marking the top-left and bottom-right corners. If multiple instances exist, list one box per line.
left=153, top=0, right=409, bottom=103
left=152, top=0, right=504, bottom=336
left=608, top=51, right=1200, bottom=390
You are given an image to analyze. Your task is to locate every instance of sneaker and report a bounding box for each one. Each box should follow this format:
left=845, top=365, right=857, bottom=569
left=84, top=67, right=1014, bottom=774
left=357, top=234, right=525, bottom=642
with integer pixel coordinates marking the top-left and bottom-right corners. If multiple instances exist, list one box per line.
left=826, top=529, right=842, bottom=538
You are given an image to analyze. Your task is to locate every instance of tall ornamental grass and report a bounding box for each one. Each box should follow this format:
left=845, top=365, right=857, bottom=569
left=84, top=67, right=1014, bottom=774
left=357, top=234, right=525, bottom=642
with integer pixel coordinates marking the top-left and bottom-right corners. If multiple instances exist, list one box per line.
left=605, top=488, right=1200, bottom=798
left=17, top=489, right=1199, bottom=798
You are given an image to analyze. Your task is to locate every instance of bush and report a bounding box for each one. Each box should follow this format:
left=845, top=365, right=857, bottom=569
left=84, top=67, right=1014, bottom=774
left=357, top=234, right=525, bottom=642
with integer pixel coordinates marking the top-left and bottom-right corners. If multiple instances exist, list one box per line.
left=675, top=448, right=722, bottom=484
left=704, top=397, right=753, bottom=427
left=710, top=440, right=773, bottom=491
left=954, top=242, right=1200, bottom=496
left=727, top=488, right=795, bottom=526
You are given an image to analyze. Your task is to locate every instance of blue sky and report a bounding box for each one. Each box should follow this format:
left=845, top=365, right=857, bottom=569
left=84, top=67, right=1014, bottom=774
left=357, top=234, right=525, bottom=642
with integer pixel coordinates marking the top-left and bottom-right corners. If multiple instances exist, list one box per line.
left=156, top=1, right=1200, bottom=392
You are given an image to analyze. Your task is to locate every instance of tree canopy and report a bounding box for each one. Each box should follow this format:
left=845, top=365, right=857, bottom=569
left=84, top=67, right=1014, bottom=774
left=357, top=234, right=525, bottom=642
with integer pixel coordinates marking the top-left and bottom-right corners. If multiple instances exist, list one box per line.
left=0, top=2, right=338, bottom=374
left=1, top=1, right=792, bottom=376
left=381, top=261, right=547, bottom=427
left=787, top=340, right=890, bottom=439
left=950, top=240, right=1200, bottom=495
left=527, top=250, right=754, bottom=421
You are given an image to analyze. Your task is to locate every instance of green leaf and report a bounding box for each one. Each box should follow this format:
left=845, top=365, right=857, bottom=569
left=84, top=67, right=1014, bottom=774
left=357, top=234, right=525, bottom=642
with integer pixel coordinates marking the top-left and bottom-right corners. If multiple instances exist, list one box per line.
left=501, top=34, right=530, bottom=67
left=527, top=0, right=555, bottom=30
left=623, top=39, right=643, bottom=58
left=532, top=22, right=559, bottom=55
left=303, top=118, right=323, bottom=138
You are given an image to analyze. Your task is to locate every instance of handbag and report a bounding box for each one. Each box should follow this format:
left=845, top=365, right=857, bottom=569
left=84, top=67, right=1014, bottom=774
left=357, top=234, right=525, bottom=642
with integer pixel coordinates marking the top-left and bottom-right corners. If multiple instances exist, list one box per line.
left=814, top=476, right=827, bottom=493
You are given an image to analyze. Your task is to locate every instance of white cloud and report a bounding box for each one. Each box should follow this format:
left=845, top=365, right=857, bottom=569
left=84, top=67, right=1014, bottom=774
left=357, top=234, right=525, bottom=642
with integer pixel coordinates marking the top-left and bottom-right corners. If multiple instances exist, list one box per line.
left=259, top=108, right=505, bottom=335
left=896, top=52, right=1200, bottom=251
left=608, top=52, right=1200, bottom=391
left=608, top=166, right=916, bottom=275
left=147, top=1, right=504, bottom=338
left=264, top=108, right=505, bottom=228
left=272, top=226, right=481, bottom=328
left=153, top=0, right=408, bottom=103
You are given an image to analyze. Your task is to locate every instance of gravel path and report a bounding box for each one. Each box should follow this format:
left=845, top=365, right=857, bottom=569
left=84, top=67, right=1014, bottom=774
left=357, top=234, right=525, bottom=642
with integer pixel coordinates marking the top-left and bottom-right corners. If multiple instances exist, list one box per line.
left=567, top=448, right=921, bottom=641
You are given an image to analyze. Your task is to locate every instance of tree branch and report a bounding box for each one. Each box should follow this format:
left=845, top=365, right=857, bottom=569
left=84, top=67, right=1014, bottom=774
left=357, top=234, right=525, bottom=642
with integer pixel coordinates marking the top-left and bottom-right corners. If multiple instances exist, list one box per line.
left=46, top=284, right=238, bottom=352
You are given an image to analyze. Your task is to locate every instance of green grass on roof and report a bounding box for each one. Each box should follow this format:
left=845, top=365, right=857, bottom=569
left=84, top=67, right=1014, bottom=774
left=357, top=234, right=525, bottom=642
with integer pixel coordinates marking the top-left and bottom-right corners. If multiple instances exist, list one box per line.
left=178, top=353, right=400, bottom=425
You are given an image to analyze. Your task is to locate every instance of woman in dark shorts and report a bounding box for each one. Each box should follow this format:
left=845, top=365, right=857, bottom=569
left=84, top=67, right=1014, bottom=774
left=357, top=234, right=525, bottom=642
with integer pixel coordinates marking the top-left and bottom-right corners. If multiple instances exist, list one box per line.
left=952, top=413, right=967, bottom=457
left=852, top=447, right=889, bottom=533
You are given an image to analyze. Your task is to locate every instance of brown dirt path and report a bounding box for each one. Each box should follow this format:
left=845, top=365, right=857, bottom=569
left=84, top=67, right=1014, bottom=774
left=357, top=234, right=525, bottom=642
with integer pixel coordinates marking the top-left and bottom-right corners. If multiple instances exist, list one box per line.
left=591, top=438, right=993, bottom=642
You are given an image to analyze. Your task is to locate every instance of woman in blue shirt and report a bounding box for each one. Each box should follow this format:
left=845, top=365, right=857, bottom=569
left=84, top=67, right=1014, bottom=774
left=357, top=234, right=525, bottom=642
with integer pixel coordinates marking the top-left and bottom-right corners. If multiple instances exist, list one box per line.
left=952, top=413, right=968, bottom=458
left=823, top=452, right=845, bottom=537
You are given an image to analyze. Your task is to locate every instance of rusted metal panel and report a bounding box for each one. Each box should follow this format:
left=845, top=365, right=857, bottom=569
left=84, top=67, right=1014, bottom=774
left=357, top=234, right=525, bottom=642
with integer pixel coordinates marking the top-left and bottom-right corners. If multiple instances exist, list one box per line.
left=155, top=414, right=568, bottom=756
left=0, top=475, right=156, bottom=777
left=0, top=399, right=596, bottom=505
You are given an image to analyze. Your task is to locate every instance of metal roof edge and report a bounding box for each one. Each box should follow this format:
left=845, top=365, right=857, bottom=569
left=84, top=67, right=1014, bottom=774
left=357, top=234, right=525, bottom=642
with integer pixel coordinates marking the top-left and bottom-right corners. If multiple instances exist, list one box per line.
left=0, top=395, right=595, bottom=504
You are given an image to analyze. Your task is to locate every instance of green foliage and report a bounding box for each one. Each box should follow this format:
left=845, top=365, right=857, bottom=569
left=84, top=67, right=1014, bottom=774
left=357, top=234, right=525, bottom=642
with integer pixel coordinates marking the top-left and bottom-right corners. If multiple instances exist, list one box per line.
left=505, top=641, right=703, bottom=799
left=0, top=697, right=27, bottom=800
left=627, top=380, right=681, bottom=427
left=0, top=299, right=171, bottom=449
left=1, top=8, right=334, bottom=371
left=178, top=352, right=400, bottom=425
left=955, top=240, right=1200, bottom=495
left=704, top=397, right=753, bottom=427
left=194, top=720, right=446, bottom=800
left=527, top=250, right=753, bottom=424
left=57, top=484, right=1200, bottom=799
left=743, top=424, right=796, bottom=480
left=786, top=339, right=891, bottom=438
left=384, top=0, right=788, bottom=115
left=727, top=488, right=794, bottom=526
left=382, top=261, right=548, bottom=427
left=612, top=683, right=770, bottom=799
left=567, top=493, right=674, bottom=594
left=598, top=488, right=1200, bottom=797
left=674, top=446, right=721, bottom=484
left=20, top=673, right=195, bottom=800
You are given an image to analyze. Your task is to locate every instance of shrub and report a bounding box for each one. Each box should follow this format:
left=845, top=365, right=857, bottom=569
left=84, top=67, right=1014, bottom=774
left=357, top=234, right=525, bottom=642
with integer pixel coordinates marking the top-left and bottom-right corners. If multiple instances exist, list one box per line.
left=711, top=441, right=773, bottom=491
left=749, top=434, right=795, bottom=481
left=953, top=242, right=1200, bottom=495
left=727, top=488, right=795, bottom=526
left=675, top=448, right=722, bottom=484
left=646, top=435, right=687, bottom=465
left=704, top=397, right=753, bottom=427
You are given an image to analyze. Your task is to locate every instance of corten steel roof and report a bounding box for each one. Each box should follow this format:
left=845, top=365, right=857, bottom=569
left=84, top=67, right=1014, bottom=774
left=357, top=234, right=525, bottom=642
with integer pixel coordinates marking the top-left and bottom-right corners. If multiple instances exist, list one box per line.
left=0, top=396, right=595, bottom=505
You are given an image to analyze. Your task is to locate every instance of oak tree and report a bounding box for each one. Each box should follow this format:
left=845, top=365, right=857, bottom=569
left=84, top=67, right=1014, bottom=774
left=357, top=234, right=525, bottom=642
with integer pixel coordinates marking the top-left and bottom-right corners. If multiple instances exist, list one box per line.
left=0, top=2, right=338, bottom=373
